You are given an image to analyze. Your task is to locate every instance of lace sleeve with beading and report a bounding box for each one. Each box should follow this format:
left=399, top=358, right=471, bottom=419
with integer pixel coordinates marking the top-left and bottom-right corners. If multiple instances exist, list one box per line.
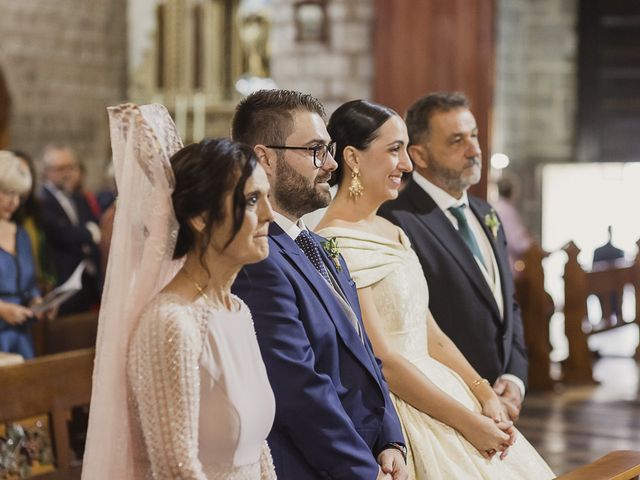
left=259, top=442, right=276, bottom=480
left=128, top=298, right=207, bottom=480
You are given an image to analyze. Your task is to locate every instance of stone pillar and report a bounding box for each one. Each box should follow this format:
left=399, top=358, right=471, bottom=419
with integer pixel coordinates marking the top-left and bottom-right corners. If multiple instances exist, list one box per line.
left=493, top=0, right=578, bottom=236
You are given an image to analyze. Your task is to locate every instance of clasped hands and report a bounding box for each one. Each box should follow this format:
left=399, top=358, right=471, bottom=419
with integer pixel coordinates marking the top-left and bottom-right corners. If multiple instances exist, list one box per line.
left=467, top=378, right=522, bottom=461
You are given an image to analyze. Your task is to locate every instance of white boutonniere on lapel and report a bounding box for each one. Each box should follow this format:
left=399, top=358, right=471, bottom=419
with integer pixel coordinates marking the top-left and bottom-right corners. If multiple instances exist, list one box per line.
left=484, top=209, right=501, bottom=239
left=322, top=237, right=342, bottom=272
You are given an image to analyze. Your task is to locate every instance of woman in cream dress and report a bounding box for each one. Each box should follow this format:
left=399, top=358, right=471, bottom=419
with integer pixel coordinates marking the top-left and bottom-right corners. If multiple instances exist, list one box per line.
left=316, top=100, right=554, bottom=479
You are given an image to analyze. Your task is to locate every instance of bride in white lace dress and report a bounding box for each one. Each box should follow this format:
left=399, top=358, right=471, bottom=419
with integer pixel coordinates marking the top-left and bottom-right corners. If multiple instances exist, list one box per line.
left=82, top=104, right=277, bottom=479
left=316, top=100, right=554, bottom=479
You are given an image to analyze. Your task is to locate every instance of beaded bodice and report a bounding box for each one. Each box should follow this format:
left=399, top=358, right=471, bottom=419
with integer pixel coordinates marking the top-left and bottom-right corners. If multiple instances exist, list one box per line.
left=128, top=292, right=277, bottom=479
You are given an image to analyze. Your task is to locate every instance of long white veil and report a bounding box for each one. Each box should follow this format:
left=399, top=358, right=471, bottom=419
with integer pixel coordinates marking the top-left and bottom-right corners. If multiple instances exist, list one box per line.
left=82, top=103, right=185, bottom=479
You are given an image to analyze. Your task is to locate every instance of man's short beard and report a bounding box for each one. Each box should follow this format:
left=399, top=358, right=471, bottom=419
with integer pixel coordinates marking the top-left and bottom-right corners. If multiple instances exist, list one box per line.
left=427, top=157, right=481, bottom=194
left=274, top=157, right=332, bottom=219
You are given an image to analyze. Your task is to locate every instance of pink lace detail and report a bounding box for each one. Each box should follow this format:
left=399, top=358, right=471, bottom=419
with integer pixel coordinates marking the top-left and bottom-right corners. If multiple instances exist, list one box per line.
left=82, top=103, right=184, bottom=480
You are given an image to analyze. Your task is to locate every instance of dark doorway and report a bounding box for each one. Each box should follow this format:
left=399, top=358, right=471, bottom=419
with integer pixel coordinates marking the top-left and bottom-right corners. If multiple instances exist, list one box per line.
left=577, top=1, right=640, bottom=163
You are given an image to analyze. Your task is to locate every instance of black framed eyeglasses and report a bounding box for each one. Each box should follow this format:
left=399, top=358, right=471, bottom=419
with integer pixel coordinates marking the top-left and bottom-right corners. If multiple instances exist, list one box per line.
left=266, top=141, right=336, bottom=168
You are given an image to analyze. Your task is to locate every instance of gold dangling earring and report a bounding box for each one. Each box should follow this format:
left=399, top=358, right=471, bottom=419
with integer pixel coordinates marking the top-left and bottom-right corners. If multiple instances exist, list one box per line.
left=348, top=166, right=364, bottom=199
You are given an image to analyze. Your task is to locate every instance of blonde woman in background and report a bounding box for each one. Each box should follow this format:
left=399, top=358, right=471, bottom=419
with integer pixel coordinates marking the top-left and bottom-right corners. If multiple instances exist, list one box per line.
left=0, top=150, right=43, bottom=358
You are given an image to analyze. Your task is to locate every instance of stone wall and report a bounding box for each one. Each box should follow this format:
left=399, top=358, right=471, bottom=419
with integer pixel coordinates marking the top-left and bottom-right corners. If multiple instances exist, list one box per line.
left=270, top=0, right=374, bottom=115
left=493, top=0, right=578, bottom=235
left=0, top=0, right=127, bottom=186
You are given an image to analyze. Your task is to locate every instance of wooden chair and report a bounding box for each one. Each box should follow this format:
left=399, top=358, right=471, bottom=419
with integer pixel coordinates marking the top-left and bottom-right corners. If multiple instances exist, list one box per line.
left=0, top=348, right=94, bottom=479
left=562, top=240, right=640, bottom=384
left=514, top=242, right=555, bottom=390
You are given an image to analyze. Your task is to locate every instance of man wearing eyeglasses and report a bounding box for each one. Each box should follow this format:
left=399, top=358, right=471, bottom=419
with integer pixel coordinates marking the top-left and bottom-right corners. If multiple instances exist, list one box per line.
left=231, top=89, right=408, bottom=480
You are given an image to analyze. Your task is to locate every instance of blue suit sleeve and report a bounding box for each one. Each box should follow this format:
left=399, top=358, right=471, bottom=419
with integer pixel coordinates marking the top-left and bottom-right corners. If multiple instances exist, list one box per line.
left=233, top=257, right=381, bottom=480
left=365, top=336, right=405, bottom=456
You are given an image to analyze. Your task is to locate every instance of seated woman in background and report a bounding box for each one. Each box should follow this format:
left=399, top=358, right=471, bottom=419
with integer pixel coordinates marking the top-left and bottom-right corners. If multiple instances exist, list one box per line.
left=10, top=149, right=57, bottom=293
left=0, top=150, right=42, bottom=358
left=82, top=104, right=277, bottom=480
left=316, top=100, right=554, bottom=479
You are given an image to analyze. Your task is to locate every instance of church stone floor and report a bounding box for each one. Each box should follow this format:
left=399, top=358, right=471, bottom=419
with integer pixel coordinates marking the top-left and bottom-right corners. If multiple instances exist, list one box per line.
left=519, top=355, right=640, bottom=475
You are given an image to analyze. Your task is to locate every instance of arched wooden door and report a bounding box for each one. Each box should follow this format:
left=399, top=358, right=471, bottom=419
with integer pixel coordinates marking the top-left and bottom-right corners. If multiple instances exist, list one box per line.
left=0, top=67, right=10, bottom=149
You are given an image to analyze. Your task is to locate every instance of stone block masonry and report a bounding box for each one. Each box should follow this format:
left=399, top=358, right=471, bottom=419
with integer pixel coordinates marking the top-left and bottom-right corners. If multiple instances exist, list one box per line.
left=0, top=0, right=127, bottom=187
left=270, top=0, right=374, bottom=116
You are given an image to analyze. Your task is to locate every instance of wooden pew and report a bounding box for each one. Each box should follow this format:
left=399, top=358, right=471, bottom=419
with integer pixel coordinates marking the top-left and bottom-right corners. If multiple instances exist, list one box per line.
left=31, top=311, right=99, bottom=356
left=555, top=450, right=640, bottom=480
left=0, top=348, right=638, bottom=479
left=0, top=348, right=94, bottom=479
left=562, top=240, right=640, bottom=384
left=514, top=242, right=555, bottom=390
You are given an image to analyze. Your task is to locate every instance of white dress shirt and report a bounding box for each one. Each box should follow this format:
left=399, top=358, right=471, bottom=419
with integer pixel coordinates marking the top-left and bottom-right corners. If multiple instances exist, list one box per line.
left=273, top=211, right=306, bottom=240
left=412, top=172, right=525, bottom=398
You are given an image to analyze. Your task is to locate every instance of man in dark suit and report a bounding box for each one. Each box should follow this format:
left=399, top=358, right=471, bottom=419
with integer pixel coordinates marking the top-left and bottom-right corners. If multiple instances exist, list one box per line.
left=231, top=90, right=407, bottom=480
left=39, top=145, right=101, bottom=313
left=592, top=225, right=625, bottom=323
left=379, top=92, right=527, bottom=421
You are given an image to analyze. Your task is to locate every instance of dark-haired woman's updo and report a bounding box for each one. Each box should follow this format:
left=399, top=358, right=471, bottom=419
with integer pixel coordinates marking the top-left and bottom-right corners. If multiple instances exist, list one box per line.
left=171, top=138, right=257, bottom=259
left=327, top=100, right=398, bottom=187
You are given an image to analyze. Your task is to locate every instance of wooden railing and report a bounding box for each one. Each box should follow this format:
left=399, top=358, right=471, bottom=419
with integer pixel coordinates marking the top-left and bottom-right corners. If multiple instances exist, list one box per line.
left=514, top=242, right=555, bottom=391
left=562, top=240, right=640, bottom=384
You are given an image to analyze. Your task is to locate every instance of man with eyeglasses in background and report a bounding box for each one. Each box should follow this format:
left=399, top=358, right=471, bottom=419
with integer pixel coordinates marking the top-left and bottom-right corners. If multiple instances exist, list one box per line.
left=231, top=89, right=408, bottom=480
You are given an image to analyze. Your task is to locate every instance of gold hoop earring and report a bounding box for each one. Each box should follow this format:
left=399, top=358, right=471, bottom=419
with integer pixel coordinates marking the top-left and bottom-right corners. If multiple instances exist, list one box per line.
left=349, top=167, right=364, bottom=199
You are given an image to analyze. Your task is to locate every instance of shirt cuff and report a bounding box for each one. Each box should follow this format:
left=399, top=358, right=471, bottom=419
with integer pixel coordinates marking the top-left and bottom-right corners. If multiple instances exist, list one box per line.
left=380, top=442, right=407, bottom=464
left=499, top=374, right=526, bottom=399
left=85, top=221, right=102, bottom=244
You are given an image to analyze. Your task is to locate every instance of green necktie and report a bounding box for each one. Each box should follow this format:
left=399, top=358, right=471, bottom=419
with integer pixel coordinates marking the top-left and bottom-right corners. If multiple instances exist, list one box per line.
left=448, top=205, right=486, bottom=267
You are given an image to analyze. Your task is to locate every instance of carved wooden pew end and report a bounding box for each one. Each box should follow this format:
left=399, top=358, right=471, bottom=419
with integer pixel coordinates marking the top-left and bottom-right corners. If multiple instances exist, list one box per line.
left=0, top=348, right=94, bottom=480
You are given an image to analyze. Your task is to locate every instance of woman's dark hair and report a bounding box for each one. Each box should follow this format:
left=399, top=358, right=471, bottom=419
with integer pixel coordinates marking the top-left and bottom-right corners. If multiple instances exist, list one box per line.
left=327, top=100, right=398, bottom=187
left=10, top=149, right=42, bottom=224
left=171, top=138, right=257, bottom=263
